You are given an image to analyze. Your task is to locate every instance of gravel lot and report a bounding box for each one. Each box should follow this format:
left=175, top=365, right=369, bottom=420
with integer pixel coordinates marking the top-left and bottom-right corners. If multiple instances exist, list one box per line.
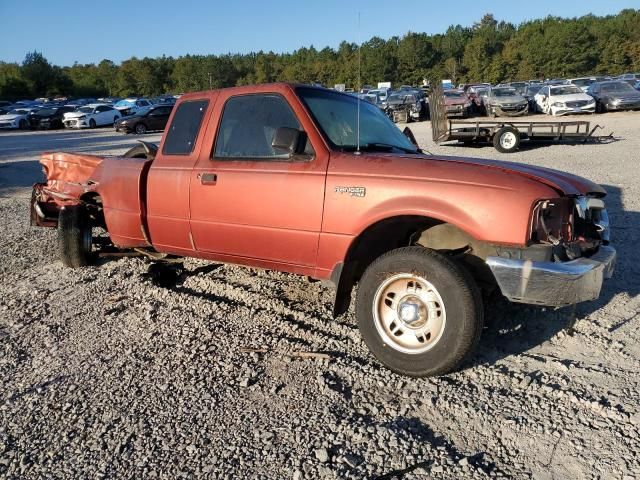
left=1, top=114, right=639, bottom=480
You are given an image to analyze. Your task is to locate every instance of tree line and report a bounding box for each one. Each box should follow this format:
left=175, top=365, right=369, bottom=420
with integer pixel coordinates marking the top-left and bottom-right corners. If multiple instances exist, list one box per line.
left=1, top=9, right=639, bottom=100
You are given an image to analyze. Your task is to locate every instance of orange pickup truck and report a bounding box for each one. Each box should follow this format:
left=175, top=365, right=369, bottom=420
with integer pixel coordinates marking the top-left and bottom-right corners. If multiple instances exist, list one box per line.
left=31, top=83, right=616, bottom=377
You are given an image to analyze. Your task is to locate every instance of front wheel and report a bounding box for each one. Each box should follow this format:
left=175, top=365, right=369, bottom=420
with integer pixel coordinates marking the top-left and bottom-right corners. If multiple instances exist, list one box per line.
left=58, top=205, right=96, bottom=268
left=355, top=247, right=483, bottom=377
left=89, top=119, right=96, bottom=128
left=135, top=123, right=147, bottom=134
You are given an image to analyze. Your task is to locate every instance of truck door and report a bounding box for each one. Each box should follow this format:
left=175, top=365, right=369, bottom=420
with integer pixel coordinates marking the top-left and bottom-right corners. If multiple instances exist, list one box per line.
left=189, top=90, right=329, bottom=267
left=145, top=96, right=213, bottom=255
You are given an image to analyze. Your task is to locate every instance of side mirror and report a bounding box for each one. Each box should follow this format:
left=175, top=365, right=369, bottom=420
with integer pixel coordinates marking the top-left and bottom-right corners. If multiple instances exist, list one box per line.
left=272, top=127, right=306, bottom=155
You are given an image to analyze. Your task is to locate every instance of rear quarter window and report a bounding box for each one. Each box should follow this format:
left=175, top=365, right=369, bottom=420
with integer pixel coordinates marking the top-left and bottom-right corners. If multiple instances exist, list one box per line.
left=162, top=100, right=209, bottom=155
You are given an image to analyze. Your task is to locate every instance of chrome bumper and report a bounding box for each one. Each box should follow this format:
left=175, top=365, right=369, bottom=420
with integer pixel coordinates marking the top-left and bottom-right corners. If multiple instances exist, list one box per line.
left=486, top=245, right=616, bottom=307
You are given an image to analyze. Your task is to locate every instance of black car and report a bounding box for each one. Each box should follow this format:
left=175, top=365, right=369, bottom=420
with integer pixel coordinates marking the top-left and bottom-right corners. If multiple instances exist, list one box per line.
left=114, top=104, right=173, bottom=134
left=28, top=106, right=76, bottom=129
left=587, top=81, right=640, bottom=112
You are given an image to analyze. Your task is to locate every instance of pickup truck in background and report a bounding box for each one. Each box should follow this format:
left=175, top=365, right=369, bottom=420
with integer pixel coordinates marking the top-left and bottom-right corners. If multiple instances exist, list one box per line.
left=31, top=83, right=616, bottom=377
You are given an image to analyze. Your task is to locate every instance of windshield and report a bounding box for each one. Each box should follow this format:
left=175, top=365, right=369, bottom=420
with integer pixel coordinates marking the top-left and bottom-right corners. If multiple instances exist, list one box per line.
left=35, top=108, right=58, bottom=116
left=551, top=86, right=583, bottom=95
left=602, top=82, right=636, bottom=93
left=443, top=91, right=465, bottom=98
left=9, top=109, right=29, bottom=115
left=571, top=79, right=594, bottom=87
left=78, top=106, right=94, bottom=113
left=476, top=88, right=489, bottom=96
left=115, top=100, right=135, bottom=108
left=296, top=87, right=418, bottom=153
left=388, top=93, right=416, bottom=103
left=526, top=86, right=542, bottom=95
left=492, top=88, right=517, bottom=97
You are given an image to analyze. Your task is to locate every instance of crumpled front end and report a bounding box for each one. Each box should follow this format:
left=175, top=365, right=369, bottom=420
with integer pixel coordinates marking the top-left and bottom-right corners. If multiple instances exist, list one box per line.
left=31, top=152, right=103, bottom=227
left=486, top=195, right=616, bottom=306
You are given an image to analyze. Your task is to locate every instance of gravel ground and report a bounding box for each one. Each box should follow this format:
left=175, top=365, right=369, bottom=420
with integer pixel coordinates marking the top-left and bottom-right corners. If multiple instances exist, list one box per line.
left=0, top=114, right=639, bottom=480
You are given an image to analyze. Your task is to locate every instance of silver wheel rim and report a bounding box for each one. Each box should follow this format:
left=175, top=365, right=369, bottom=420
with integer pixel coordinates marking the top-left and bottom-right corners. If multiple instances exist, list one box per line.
left=500, top=131, right=517, bottom=149
left=372, top=273, right=446, bottom=355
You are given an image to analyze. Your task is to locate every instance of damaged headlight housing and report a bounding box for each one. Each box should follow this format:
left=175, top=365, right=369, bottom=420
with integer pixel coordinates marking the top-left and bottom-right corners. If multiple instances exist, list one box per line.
left=530, top=196, right=610, bottom=245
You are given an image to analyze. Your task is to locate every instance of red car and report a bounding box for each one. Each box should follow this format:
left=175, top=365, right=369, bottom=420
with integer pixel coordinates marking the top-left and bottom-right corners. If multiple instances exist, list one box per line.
left=443, top=89, right=473, bottom=118
left=31, top=83, right=616, bottom=377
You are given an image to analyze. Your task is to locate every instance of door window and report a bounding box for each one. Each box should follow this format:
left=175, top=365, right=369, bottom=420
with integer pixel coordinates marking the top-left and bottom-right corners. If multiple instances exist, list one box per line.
left=213, top=94, right=311, bottom=160
left=162, top=100, right=209, bottom=155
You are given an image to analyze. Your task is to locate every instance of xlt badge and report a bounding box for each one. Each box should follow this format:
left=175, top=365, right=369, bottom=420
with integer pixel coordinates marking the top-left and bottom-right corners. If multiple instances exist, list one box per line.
left=335, top=186, right=366, bottom=197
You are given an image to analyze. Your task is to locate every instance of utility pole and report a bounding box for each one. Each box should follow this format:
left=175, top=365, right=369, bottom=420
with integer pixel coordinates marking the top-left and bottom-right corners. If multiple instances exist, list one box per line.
left=208, top=72, right=212, bottom=90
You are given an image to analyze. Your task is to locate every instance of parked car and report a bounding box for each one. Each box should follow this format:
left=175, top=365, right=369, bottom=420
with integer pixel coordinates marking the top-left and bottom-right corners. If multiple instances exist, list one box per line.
left=534, top=84, right=595, bottom=116
left=523, top=84, right=543, bottom=111
left=114, top=104, right=174, bottom=134
left=587, top=81, right=640, bottom=112
left=485, top=87, right=528, bottom=117
left=63, top=104, right=121, bottom=128
left=385, top=91, right=426, bottom=122
left=442, top=89, right=472, bottom=118
left=567, top=77, right=596, bottom=93
left=28, top=106, right=76, bottom=129
left=0, top=107, right=39, bottom=129
left=114, top=98, right=153, bottom=116
left=31, top=83, right=616, bottom=378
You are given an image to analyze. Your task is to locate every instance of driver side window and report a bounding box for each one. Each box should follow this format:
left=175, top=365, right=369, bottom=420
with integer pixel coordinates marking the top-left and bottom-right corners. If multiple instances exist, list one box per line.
left=213, top=94, right=313, bottom=161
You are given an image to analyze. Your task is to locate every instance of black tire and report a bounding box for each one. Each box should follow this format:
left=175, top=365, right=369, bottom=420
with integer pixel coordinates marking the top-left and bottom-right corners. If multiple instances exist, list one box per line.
left=89, top=119, right=96, bottom=128
left=114, top=116, right=119, bottom=124
left=355, top=246, right=483, bottom=377
left=19, top=119, right=28, bottom=130
left=58, top=205, right=95, bottom=268
left=135, top=123, right=147, bottom=134
left=493, top=126, right=521, bottom=153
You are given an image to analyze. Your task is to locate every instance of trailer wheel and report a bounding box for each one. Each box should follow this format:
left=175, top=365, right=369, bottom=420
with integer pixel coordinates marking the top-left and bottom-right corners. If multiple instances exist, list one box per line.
left=493, top=126, right=520, bottom=153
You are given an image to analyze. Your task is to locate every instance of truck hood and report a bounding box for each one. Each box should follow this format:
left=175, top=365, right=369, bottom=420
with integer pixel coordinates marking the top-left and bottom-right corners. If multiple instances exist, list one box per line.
left=426, top=154, right=605, bottom=196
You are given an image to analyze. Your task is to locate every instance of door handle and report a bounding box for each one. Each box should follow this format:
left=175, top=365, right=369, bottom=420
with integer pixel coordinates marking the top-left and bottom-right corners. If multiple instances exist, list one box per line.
left=198, top=173, right=217, bottom=185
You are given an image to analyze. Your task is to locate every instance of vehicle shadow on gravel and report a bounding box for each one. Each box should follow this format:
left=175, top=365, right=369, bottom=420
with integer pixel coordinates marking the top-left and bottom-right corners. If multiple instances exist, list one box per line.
left=471, top=184, right=639, bottom=368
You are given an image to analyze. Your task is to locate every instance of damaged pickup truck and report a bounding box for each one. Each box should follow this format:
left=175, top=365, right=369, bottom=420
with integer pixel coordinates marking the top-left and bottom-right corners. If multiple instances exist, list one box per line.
left=31, top=83, right=616, bottom=377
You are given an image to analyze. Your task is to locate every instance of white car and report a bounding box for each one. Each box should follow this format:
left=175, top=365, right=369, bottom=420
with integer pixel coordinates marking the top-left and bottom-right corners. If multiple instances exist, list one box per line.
left=534, top=85, right=596, bottom=116
left=113, top=98, right=152, bottom=117
left=0, top=107, right=39, bottom=129
left=63, top=104, right=121, bottom=129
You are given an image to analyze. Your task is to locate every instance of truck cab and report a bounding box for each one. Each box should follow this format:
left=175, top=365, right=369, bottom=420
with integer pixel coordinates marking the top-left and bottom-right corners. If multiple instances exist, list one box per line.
left=32, top=83, right=616, bottom=377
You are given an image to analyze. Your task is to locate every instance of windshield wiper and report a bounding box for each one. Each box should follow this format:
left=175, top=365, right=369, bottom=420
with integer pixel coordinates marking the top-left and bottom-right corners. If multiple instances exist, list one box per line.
left=360, top=142, right=420, bottom=154
left=339, top=143, right=420, bottom=154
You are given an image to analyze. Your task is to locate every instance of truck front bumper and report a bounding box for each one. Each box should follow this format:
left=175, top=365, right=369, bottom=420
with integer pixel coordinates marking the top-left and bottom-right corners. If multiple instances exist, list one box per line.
left=486, top=245, right=616, bottom=307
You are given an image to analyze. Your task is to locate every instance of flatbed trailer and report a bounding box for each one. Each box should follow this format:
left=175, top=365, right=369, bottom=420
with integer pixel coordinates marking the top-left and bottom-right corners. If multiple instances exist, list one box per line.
left=429, top=86, right=614, bottom=153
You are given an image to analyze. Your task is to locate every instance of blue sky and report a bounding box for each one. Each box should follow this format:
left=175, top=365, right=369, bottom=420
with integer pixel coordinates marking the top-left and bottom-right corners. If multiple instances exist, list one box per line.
left=1, top=0, right=637, bottom=66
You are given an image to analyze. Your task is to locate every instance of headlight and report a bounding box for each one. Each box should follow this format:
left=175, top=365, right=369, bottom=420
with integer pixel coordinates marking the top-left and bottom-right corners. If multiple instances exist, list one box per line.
left=552, top=102, right=565, bottom=107
left=611, top=98, right=621, bottom=104
left=78, top=115, right=86, bottom=120
left=464, top=102, right=472, bottom=107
